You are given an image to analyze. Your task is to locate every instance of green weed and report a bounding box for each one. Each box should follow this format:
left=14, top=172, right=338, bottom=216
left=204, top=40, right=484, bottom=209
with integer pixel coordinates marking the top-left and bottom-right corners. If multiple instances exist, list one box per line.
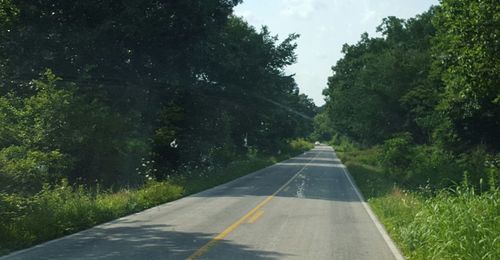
left=338, top=147, right=500, bottom=259
left=0, top=179, right=183, bottom=254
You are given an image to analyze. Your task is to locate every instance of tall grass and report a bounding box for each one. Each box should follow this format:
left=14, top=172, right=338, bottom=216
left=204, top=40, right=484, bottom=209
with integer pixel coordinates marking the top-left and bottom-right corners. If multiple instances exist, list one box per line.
left=400, top=188, right=499, bottom=259
left=369, top=187, right=499, bottom=260
left=0, top=180, right=183, bottom=255
left=337, top=147, right=500, bottom=259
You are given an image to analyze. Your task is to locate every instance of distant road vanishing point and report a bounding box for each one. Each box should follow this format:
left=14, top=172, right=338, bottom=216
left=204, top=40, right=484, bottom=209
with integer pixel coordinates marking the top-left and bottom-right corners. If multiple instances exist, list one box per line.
left=3, top=145, right=404, bottom=260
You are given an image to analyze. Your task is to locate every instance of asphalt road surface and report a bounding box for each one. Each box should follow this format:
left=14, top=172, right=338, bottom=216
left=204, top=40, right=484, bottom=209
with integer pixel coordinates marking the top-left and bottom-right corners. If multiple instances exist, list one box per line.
left=3, top=145, right=404, bottom=260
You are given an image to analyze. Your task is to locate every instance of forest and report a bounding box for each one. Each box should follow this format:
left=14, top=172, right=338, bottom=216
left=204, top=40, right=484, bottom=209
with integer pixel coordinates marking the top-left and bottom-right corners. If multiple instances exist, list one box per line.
left=313, top=0, right=499, bottom=258
left=315, top=0, right=498, bottom=188
left=0, top=0, right=315, bottom=254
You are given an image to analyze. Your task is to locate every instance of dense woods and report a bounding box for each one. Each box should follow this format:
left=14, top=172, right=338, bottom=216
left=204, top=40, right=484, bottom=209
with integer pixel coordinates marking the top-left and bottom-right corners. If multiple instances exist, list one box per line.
left=0, top=0, right=315, bottom=193
left=316, top=0, right=499, bottom=189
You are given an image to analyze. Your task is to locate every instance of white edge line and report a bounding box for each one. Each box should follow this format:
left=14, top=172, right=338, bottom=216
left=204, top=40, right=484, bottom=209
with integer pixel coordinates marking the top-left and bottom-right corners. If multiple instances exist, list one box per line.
left=2, top=148, right=317, bottom=259
left=341, top=166, right=406, bottom=260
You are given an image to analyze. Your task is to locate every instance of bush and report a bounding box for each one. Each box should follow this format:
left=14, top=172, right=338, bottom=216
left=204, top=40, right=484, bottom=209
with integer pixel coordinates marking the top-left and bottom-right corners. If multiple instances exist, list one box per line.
left=405, top=145, right=460, bottom=189
left=380, top=134, right=464, bottom=189
left=287, top=138, right=314, bottom=153
left=135, top=181, right=183, bottom=208
left=0, top=70, right=149, bottom=192
left=380, top=133, right=414, bottom=175
left=459, top=147, right=499, bottom=191
left=385, top=144, right=499, bottom=191
left=329, top=135, right=356, bottom=152
left=0, top=146, right=69, bottom=194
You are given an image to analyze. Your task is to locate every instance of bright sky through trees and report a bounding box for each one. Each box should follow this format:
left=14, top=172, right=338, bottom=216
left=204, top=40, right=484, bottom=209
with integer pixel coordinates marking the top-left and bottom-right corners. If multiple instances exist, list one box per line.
left=234, top=0, right=439, bottom=105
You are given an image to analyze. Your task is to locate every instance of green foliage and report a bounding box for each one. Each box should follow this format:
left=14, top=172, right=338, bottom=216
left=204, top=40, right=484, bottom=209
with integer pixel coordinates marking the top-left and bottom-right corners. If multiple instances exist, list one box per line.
left=286, top=138, right=314, bottom=153
left=379, top=137, right=498, bottom=190
left=0, top=179, right=183, bottom=254
left=0, top=146, right=68, bottom=193
left=340, top=147, right=500, bottom=260
left=379, top=141, right=498, bottom=190
left=432, top=0, right=500, bottom=150
left=320, top=0, right=498, bottom=152
left=376, top=187, right=500, bottom=260
left=322, top=9, right=438, bottom=145
left=310, top=109, right=335, bottom=141
left=329, top=135, right=357, bottom=152
left=405, top=145, right=459, bottom=188
left=401, top=187, right=499, bottom=259
left=0, top=1, right=316, bottom=195
left=0, top=139, right=312, bottom=255
left=0, top=3, right=317, bottom=253
left=314, top=2, right=500, bottom=259
left=380, top=133, right=414, bottom=174
left=0, top=71, right=148, bottom=191
left=337, top=148, right=391, bottom=198
left=317, top=1, right=498, bottom=194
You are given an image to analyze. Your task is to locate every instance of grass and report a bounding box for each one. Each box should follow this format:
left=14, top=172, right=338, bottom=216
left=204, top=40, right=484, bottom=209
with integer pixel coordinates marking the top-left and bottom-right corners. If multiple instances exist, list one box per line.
left=336, top=147, right=500, bottom=260
left=0, top=141, right=313, bottom=256
left=0, top=180, right=184, bottom=256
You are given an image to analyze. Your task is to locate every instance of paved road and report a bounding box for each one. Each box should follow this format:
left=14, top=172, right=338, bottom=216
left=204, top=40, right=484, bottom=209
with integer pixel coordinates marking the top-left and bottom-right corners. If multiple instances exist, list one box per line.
left=3, top=145, right=403, bottom=260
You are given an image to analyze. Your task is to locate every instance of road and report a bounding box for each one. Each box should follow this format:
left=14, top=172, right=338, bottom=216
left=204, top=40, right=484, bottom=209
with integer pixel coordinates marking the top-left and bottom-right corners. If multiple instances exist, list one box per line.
left=3, top=145, right=404, bottom=260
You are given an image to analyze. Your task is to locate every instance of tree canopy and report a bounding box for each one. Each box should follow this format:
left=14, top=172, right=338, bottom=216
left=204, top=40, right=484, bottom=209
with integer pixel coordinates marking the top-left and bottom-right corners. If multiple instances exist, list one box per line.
left=0, top=0, right=316, bottom=193
left=321, top=0, right=499, bottom=153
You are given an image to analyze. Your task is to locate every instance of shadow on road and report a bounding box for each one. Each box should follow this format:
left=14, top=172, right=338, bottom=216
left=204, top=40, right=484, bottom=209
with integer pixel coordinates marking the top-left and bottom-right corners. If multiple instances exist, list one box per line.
left=7, top=222, right=290, bottom=260
left=190, top=147, right=363, bottom=203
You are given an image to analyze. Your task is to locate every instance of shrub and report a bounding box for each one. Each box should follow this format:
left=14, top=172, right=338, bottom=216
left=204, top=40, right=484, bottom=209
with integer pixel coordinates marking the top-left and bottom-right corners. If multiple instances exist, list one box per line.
left=136, top=180, right=183, bottom=208
left=459, top=147, right=499, bottom=191
left=380, top=132, right=414, bottom=175
left=329, top=135, right=356, bottom=152
left=0, top=146, right=69, bottom=194
left=402, top=145, right=498, bottom=191
left=287, top=138, right=313, bottom=153
left=405, top=145, right=460, bottom=189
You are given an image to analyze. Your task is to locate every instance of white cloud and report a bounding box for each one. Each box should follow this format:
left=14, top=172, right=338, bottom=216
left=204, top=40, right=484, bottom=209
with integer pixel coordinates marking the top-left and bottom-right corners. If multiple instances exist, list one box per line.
left=318, top=25, right=335, bottom=33
left=280, top=0, right=329, bottom=19
left=361, top=8, right=376, bottom=24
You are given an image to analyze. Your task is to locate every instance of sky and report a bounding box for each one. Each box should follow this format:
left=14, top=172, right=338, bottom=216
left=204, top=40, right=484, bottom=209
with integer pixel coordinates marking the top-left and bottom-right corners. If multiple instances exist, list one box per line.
left=234, top=0, right=439, bottom=106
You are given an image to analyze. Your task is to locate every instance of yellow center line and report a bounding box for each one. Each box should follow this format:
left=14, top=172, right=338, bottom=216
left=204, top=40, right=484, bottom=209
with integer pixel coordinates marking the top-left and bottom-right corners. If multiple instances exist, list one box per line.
left=186, top=151, right=319, bottom=260
left=247, top=210, right=264, bottom=224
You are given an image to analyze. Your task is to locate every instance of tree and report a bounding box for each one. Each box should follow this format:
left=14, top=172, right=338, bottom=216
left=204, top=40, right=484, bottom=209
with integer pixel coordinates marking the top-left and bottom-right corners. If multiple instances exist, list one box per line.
left=322, top=9, right=439, bottom=145
left=432, top=0, right=500, bottom=151
left=0, top=1, right=316, bottom=191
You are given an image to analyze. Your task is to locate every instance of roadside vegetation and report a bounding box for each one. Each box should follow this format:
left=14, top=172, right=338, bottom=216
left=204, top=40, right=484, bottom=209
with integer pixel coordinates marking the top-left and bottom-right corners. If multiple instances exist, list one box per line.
left=314, top=0, right=499, bottom=259
left=336, top=146, right=499, bottom=259
left=0, top=140, right=313, bottom=255
left=0, top=0, right=315, bottom=256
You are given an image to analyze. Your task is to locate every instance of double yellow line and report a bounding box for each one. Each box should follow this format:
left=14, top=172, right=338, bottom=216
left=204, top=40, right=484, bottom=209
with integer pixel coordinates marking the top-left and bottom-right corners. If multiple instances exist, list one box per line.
left=187, top=151, right=318, bottom=259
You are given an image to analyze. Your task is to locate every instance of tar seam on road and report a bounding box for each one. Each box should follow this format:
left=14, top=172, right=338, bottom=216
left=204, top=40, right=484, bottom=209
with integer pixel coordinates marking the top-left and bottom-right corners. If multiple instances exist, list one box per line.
left=186, top=150, right=321, bottom=260
left=341, top=166, right=405, bottom=260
